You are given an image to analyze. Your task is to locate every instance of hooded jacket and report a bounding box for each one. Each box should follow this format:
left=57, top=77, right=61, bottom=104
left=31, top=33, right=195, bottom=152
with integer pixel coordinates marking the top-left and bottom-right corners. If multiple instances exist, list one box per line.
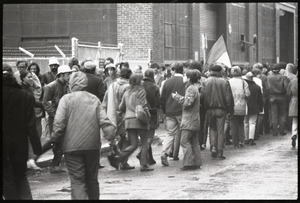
left=52, top=72, right=115, bottom=153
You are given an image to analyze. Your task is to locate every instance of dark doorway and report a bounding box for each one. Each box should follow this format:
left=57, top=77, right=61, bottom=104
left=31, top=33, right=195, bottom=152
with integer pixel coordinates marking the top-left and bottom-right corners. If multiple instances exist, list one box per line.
left=279, top=10, right=294, bottom=63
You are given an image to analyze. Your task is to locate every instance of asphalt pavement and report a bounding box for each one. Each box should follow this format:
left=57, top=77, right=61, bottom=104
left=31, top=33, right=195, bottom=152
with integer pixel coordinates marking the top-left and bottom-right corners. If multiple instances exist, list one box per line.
left=30, top=122, right=298, bottom=200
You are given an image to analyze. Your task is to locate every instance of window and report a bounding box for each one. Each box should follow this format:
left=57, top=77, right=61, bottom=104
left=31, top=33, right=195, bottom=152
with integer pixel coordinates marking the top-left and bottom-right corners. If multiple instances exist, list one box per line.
left=164, top=3, right=190, bottom=60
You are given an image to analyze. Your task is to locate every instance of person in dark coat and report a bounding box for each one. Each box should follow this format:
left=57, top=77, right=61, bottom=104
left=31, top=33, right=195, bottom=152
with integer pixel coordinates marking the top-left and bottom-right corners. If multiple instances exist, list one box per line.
left=200, top=64, right=234, bottom=159
left=136, top=69, right=161, bottom=165
left=83, top=61, right=105, bottom=102
left=242, top=71, right=263, bottom=145
left=267, top=63, right=289, bottom=136
left=3, top=64, right=42, bottom=200
left=42, top=57, right=59, bottom=85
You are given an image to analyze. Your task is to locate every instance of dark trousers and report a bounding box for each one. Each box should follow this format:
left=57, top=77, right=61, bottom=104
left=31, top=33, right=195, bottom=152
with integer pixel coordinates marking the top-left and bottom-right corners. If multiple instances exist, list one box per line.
left=64, top=150, right=100, bottom=200
left=120, top=129, right=148, bottom=166
left=270, top=96, right=286, bottom=135
left=207, top=109, right=226, bottom=152
left=263, top=98, right=270, bottom=133
left=230, top=115, right=245, bottom=145
left=3, top=158, right=32, bottom=200
left=198, top=109, right=208, bottom=146
left=49, top=116, right=63, bottom=166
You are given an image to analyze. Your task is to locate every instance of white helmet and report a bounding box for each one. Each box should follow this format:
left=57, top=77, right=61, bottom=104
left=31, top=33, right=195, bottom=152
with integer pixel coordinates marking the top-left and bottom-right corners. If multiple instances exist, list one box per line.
left=49, top=57, right=60, bottom=66
left=57, top=65, right=73, bottom=76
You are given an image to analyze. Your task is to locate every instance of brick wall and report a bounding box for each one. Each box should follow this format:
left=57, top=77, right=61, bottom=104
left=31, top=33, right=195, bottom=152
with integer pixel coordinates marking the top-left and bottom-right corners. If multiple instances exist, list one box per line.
left=152, top=4, right=164, bottom=63
left=117, top=3, right=153, bottom=61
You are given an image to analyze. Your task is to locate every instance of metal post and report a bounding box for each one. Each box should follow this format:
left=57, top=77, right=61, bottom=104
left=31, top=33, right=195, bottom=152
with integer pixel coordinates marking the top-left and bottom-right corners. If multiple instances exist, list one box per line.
left=71, top=37, right=78, bottom=58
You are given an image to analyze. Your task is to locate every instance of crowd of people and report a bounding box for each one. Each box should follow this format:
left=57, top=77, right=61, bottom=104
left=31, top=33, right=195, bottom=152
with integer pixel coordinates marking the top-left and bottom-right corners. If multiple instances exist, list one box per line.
left=3, top=56, right=298, bottom=200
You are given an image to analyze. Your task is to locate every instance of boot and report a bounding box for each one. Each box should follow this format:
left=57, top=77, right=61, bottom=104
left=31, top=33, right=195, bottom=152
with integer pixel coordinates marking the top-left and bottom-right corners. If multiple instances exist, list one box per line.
left=249, top=139, right=256, bottom=146
left=211, top=147, right=217, bottom=158
left=291, top=135, right=297, bottom=148
left=217, top=150, right=226, bottom=159
left=148, top=146, right=156, bottom=165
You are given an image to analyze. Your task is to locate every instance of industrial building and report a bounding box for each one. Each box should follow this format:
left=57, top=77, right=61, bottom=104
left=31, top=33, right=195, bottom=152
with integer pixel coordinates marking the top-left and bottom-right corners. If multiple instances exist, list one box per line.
left=3, top=3, right=298, bottom=68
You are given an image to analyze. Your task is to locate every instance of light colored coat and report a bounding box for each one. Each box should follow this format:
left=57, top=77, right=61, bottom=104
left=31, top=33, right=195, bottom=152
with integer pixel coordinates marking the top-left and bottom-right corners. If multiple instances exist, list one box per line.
left=228, top=77, right=250, bottom=115
left=173, top=84, right=200, bottom=131
left=287, top=78, right=298, bottom=117
left=119, top=85, right=150, bottom=130
left=52, top=72, right=115, bottom=153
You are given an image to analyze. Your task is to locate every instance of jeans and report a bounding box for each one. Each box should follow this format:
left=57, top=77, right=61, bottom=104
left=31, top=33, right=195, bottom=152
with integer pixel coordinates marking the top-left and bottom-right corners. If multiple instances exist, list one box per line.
left=3, top=158, right=32, bottom=200
left=207, top=109, right=226, bottom=152
left=64, top=150, right=99, bottom=200
left=269, top=95, right=286, bottom=134
left=181, top=130, right=202, bottom=167
left=120, top=129, right=148, bottom=166
left=244, top=114, right=258, bottom=140
left=162, top=116, right=182, bottom=158
left=230, top=115, right=245, bottom=145
left=49, top=116, right=63, bottom=166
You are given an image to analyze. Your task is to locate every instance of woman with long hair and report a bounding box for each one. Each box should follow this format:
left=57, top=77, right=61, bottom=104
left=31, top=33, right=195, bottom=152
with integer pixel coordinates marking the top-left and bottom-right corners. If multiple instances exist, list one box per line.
left=119, top=74, right=153, bottom=172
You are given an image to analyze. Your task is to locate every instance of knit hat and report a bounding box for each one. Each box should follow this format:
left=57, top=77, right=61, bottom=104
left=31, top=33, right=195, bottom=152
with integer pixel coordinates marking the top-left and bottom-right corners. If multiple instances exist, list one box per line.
left=231, top=66, right=241, bottom=76
left=242, top=71, right=254, bottom=81
left=120, top=68, right=132, bottom=79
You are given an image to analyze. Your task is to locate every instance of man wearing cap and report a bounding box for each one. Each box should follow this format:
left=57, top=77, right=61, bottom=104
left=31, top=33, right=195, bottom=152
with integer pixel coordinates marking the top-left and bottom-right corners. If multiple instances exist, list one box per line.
left=42, top=57, right=60, bottom=85
left=267, top=63, right=289, bottom=136
left=200, top=64, right=234, bottom=159
left=42, top=65, right=73, bottom=173
left=242, top=71, right=263, bottom=146
left=83, top=60, right=106, bottom=168
left=83, top=61, right=105, bottom=102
